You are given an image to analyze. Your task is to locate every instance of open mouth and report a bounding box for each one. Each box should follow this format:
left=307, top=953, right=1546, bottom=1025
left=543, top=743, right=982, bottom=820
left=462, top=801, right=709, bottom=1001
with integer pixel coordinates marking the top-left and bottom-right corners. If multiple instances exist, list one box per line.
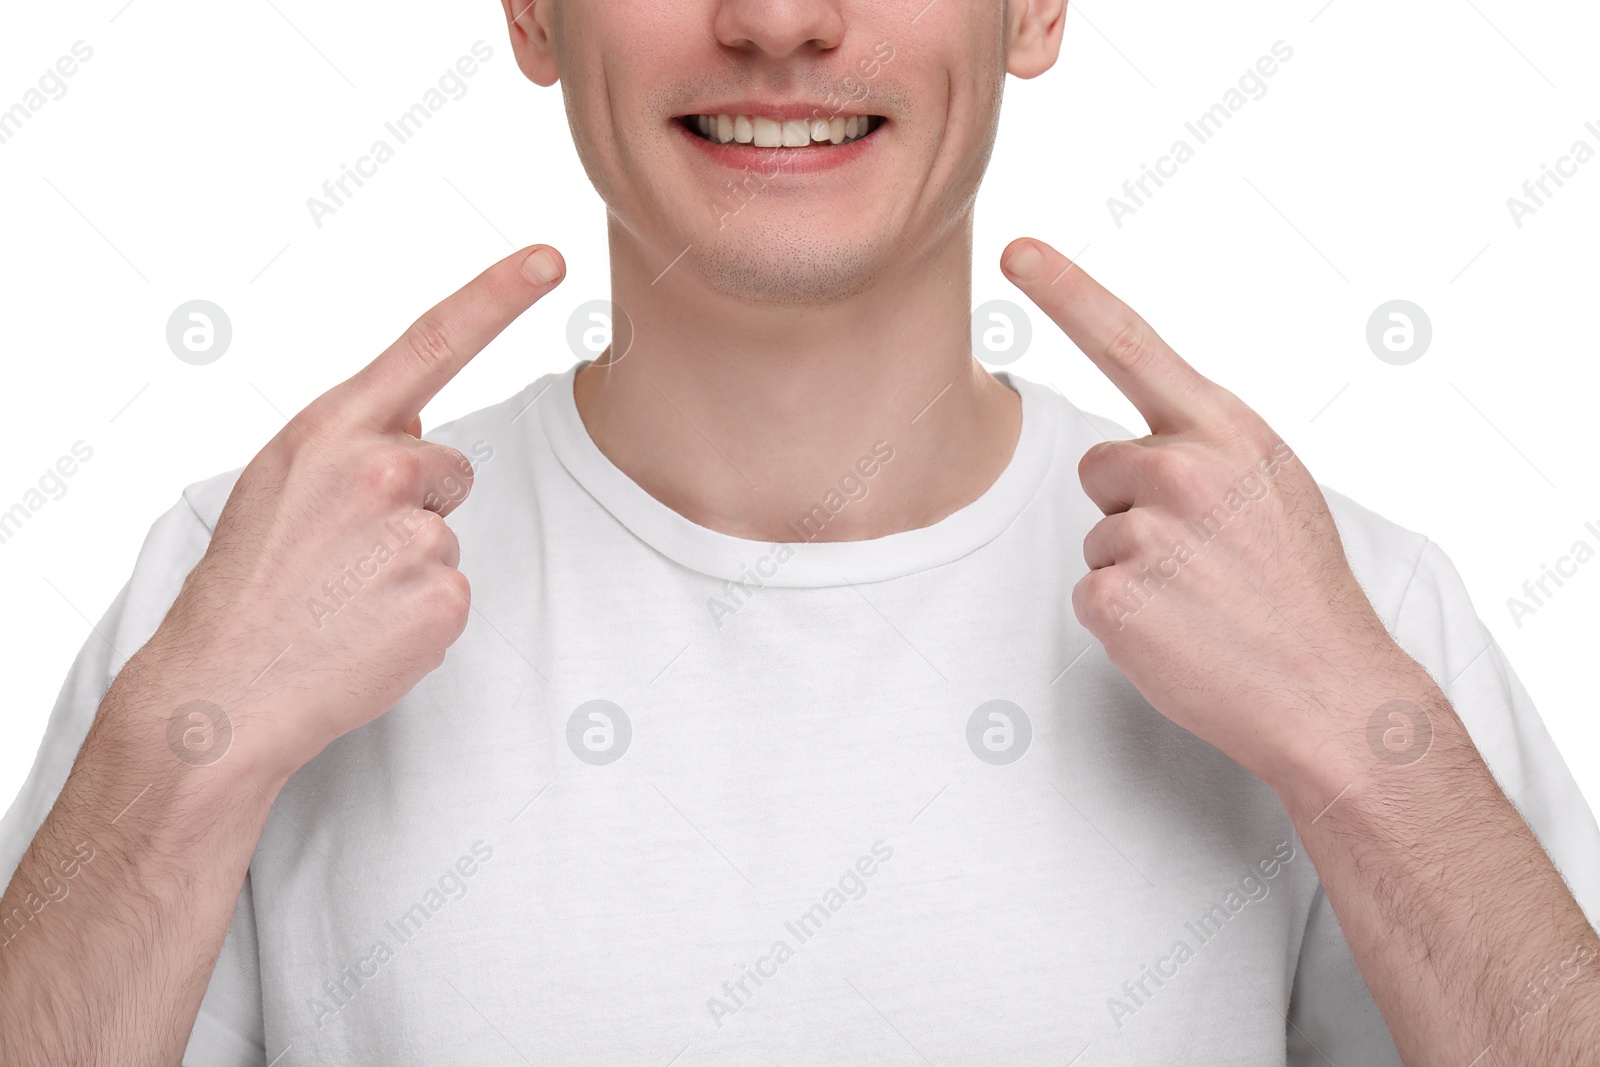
left=678, top=113, right=885, bottom=148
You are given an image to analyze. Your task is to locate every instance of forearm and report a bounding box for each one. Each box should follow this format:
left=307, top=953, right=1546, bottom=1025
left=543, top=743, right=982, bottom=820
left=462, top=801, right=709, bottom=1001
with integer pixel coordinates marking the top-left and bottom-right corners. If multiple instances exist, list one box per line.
left=1274, top=662, right=1600, bottom=1065
left=0, top=656, right=285, bottom=1066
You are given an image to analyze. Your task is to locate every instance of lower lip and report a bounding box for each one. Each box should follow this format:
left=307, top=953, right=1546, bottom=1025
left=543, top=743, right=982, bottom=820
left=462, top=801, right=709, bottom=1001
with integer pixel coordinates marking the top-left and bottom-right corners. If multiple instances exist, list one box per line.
left=673, top=120, right=882, bottom=176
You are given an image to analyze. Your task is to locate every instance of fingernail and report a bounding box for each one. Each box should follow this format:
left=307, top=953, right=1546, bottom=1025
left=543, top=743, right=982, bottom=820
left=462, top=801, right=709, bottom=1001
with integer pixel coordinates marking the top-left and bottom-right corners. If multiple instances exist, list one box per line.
left=1004, top=241, right=1043, bottom=279
left=523, top=247, right=561, bottom=285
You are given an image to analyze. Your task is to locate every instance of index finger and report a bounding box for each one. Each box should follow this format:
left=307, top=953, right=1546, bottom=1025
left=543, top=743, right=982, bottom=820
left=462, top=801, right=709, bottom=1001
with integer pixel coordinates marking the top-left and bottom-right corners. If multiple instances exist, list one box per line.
left=1001, top=237, right=1222, bottom=434
left=332, top=244, right=565, bottom=430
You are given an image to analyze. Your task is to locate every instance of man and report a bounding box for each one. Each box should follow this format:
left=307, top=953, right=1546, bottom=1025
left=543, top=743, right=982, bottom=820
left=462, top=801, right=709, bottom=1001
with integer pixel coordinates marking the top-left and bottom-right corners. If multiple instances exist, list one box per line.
left=2, top=1, right=1597, bottom=1063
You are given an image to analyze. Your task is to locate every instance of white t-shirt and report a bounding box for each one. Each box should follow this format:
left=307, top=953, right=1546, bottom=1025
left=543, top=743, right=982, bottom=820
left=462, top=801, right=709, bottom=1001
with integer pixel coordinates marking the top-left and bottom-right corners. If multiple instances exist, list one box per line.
left=3, top=364, right=1597, bottom=1066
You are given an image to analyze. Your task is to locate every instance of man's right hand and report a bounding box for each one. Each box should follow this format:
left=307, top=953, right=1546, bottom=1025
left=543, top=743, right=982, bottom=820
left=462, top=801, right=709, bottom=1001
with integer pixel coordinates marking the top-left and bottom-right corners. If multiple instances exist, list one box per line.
left=131, top=244, right=565, bottom=783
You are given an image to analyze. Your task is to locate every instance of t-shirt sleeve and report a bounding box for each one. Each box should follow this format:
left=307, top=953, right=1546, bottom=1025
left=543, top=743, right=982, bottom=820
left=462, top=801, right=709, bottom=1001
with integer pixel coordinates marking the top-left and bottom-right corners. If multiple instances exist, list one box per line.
left=1285, top=538, right=1600, bottom=1064
left=0, top=489, right=267, bottom=1067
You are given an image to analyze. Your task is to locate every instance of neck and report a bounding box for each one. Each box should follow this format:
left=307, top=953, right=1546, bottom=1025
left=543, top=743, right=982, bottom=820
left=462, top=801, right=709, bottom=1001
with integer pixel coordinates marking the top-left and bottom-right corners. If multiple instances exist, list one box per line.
left=573, top=211, right=1022, bottom=543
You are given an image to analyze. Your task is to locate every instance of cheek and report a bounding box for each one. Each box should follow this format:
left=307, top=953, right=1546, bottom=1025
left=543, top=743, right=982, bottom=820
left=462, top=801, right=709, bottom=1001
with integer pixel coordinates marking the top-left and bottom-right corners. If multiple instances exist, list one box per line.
left=883, top=58, right=1004, bottom=223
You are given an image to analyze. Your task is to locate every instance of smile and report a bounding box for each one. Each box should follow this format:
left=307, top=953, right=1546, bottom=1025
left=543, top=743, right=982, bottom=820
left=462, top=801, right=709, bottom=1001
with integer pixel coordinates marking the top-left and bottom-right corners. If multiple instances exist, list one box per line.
left=679, top=113, right=885, bottom=148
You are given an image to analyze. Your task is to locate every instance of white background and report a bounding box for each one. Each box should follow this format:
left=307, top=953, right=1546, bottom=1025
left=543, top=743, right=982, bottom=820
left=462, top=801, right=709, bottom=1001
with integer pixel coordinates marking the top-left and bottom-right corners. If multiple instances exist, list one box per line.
left=2, top=0, right=1596, bottom=816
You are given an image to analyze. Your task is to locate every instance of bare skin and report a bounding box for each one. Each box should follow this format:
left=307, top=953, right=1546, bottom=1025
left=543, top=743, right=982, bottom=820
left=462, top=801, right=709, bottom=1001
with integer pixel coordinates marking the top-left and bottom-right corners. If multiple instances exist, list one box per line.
left=3, top=1, right=1598, bottom=1065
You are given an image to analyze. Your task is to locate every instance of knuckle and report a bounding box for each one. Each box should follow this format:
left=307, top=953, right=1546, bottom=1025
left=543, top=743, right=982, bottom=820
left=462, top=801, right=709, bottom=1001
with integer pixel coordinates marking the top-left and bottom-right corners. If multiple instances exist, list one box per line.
left=404, top=513, right=463, bottom=573
left=402, top=315, right=458, bottom=372
left=1216, top=394, right=1269, bottom=446
left=1169, top=476, right=1219, bottom=517
left=1074, top=570, right=1127, bottom=633
left=263, top=407, right=337, bottom=464
left=362, top=448, right=421, bottom=498
left=1120, top=507, right=1165, bottom=550
left=1103, top=315, right=1157, bottom=375
left=412, top=566, right=469, bottom=635
left=434, top=569, right=472, bottom=626
left=283, top=401, right=336, bottom=446
left=432, top=521, right=463, bottom=564
left=250, top=433, right=297, bottom=477
left=1146, top=446, right=1210, bottom=494
left=422, top=447, right=475, bottom=511
left=409, top=507, right=449, bottom=548
left=1082, top=523, right=1109, bottom=566
left=414, top=646, right=448, bottom=676
left=1213, top=385, right=1251, bottom=420
left=1078, top=440, right=1116, bottom=478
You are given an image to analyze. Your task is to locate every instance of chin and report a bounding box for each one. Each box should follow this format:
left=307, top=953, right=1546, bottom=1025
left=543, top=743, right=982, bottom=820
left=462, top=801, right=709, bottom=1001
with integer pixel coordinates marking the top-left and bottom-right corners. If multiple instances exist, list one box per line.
left=685, top=230, right=892, bottom=306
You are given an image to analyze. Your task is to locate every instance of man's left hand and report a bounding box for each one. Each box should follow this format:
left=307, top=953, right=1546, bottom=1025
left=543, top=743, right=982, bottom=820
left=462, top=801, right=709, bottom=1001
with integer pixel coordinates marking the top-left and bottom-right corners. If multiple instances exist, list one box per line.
left=1002, top=236, right=1431, bottom=785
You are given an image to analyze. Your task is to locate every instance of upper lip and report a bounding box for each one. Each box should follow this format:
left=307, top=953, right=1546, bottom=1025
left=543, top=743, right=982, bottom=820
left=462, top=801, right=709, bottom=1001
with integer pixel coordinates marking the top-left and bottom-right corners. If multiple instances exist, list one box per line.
left=676, top=101, right=883, bottom=122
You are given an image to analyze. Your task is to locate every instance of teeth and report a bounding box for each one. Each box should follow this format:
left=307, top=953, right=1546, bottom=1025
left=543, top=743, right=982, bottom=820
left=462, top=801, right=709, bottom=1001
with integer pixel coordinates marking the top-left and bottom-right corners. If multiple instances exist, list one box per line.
left=689, top=113, right=876, bottom=147
left=753, top=116, right=782, bottom=147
